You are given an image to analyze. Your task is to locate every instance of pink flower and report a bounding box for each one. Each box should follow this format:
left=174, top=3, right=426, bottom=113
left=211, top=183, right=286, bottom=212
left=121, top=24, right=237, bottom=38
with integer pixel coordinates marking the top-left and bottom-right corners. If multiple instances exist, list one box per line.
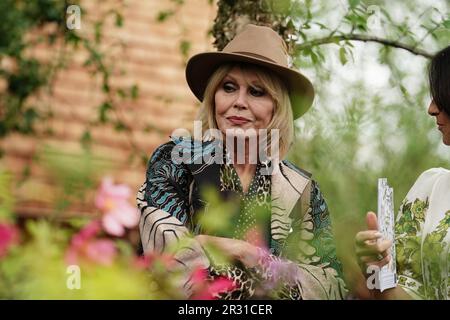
left=133, top=254, right=153, bottom=270
left=83, top=239, right=117, bottom=265
left=71, top=220, right=102, bottom=249
left=191, top=267, right=208, bottom=283
left=189, top=267, right=236, bottom=300
left=95, top=177, right=139, bottom=236
left=66, top=220, right=117, bottom=266
left=0, top=223, right=19, bottom=259
left=259, top=257, right=303, bottom=293
left=206, top=277, right=236, bottom=298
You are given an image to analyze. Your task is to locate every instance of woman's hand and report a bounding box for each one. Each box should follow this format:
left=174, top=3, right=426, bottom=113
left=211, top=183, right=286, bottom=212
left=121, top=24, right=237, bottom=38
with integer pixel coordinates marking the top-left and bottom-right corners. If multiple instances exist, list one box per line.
left=355, top=212, right=393, bottom=277
left=195, top=235, right=261, bottom=268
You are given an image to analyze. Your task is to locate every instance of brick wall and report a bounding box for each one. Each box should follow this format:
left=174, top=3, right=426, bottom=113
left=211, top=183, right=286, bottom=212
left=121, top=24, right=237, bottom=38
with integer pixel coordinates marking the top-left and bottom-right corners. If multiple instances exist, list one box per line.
left=0, top=0, right=216, bottom=217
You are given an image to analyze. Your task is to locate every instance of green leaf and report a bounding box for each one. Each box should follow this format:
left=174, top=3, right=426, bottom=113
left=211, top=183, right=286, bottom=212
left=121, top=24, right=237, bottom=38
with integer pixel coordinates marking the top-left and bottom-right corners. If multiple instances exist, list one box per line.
left=271, top=0, right=291, bottom=15
left=141, top=154, right=148, bottom=167
left=298, top=30, right=307, bottom=41
left=310, top=51, right=318, bottom=64
left=102, top=81, right=110, bottom=93
left=339, top=47, right=348, bottom=65
left=114, top=121, right=127, bottom=131
left=156, top=10, right=174, bottom=22
left=0, top=169, right=15, bottom=222
left=179, top=40, right=191, bottom=58
left=117, top=88, right=127, bottom=99
left=314, top=22, right=329, bottom=30
left=115, top=12, right=123, bottom=27
left=443, top=19, right=450, bottom=29
left=94, top=21, right=103, bottom=44
left=99, top=101, right=112, bottom=123
left=349, top=0, right=362, bottom=8
left=130, top=84, right=139, bottom=100
left=80, top=130, right=92, bottom=149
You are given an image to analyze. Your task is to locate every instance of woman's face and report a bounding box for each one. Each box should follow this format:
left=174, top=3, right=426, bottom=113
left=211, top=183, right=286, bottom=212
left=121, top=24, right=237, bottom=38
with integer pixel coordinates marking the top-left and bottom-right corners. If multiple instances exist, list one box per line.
left=214, top=67, right=275, bottom=137
left=428, top=99, right=450, bottom=145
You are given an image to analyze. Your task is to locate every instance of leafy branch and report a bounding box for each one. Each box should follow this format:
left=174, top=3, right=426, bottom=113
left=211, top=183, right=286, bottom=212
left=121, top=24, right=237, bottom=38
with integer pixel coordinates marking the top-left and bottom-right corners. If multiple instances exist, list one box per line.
left=0, top=1, right=149, bottom=167
left=295, top=33, right=434, bottom=59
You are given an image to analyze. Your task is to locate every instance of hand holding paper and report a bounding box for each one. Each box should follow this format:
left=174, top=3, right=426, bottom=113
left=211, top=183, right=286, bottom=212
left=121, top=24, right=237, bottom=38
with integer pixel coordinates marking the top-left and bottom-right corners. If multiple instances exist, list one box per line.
left=375, top=178, right=397, bottom=292
left=355, top=179, right=397, bottom=292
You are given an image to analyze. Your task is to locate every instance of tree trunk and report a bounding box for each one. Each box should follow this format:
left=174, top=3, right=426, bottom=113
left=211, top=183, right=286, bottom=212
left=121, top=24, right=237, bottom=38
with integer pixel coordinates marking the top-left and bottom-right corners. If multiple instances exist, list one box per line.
left=212, top=0, right=295, bottom=52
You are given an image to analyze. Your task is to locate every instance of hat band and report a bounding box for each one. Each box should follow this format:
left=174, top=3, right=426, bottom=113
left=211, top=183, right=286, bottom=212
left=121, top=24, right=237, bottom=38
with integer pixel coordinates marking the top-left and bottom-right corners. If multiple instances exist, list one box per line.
left=230, top=51, right=285, bottom=66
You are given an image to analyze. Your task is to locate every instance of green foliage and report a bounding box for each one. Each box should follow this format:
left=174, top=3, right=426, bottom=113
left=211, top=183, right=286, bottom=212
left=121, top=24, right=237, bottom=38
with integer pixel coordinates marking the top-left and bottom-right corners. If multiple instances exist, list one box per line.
left=156, top=10, right=175, bottom=22
left=0, top=0, right=142, bottom=164
left=197, top=188, right=238, bottom=236
left=0, top=167, right=185, bottom=299
left=37, top=145, right=111, bottom=214
left=80, top=130, right=92, bottom=150
left=0, top=169, right=15, bottom=222
left=179, top=40, right=192, bottom=60
left=0, top=219, right=166, bottom=299
left=0, top=0, right=67, bottom=137
left=130, top=84, right=139, bottom=100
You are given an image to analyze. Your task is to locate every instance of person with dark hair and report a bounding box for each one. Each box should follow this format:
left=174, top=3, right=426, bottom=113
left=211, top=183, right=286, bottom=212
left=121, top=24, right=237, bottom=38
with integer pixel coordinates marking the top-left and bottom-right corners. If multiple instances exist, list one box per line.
left=429, top=46, right=450, bottom=145
left=355, top=46, right=450, bottom=300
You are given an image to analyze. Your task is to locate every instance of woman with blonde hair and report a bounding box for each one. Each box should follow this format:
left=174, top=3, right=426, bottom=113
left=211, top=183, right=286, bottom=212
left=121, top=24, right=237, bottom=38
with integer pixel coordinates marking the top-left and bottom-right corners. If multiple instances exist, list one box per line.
left=137, top=24, right=347, bottom=299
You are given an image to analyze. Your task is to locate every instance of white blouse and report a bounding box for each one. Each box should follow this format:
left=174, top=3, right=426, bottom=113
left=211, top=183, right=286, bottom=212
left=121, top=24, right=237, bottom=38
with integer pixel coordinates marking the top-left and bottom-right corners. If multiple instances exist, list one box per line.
left=395, top=168, right=450, bottom=299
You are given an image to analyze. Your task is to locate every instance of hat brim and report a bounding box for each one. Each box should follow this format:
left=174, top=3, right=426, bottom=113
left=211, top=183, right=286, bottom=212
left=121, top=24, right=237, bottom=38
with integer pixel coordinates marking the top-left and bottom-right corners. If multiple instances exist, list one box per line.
left=185, top=51, right=314, bottom=119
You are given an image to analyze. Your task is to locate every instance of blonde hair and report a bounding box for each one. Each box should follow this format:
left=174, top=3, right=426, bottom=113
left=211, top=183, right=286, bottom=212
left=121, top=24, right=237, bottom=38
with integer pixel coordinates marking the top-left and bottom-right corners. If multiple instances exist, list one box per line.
left=195, top=63, right=294, bottom=159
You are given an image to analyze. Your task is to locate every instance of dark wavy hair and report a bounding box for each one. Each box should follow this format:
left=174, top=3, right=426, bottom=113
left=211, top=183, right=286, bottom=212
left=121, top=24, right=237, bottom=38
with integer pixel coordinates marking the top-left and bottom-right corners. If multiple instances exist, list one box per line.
left=429, top=45, right=450, bottom=115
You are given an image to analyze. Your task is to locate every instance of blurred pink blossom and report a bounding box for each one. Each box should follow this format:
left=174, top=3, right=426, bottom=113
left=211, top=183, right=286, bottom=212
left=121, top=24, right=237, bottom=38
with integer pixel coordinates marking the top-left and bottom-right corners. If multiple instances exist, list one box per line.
left=189, top=267, right=236, bottom=300
left=95, top=177, right=139, bottom=236
left=0, top=223, right=19, bottom=259
left=191, top=267, right=208, bottom=284
left=205, top=277, right=236, bottom=299
left=133, top=254, right=153, bottom=270
left=259, top=253, right=303, bottom=292
left=66, top=220, right=117, bottom=266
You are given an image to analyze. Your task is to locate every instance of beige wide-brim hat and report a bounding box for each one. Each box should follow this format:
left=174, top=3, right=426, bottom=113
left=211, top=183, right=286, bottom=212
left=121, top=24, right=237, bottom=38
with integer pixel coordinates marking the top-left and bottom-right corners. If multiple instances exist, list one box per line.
left=185, top=24, right=314, bottom=119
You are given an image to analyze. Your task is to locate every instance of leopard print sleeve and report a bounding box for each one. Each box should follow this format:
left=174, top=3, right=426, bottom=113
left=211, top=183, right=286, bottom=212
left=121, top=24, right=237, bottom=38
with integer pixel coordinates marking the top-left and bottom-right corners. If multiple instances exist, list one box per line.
left=246, top=181, right=348, bottom=299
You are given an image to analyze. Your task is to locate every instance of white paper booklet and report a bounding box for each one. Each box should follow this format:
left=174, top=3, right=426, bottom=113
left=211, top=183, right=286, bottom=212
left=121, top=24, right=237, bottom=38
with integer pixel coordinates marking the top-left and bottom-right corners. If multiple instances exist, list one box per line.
left=376, top=178, right=397, bottom=292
